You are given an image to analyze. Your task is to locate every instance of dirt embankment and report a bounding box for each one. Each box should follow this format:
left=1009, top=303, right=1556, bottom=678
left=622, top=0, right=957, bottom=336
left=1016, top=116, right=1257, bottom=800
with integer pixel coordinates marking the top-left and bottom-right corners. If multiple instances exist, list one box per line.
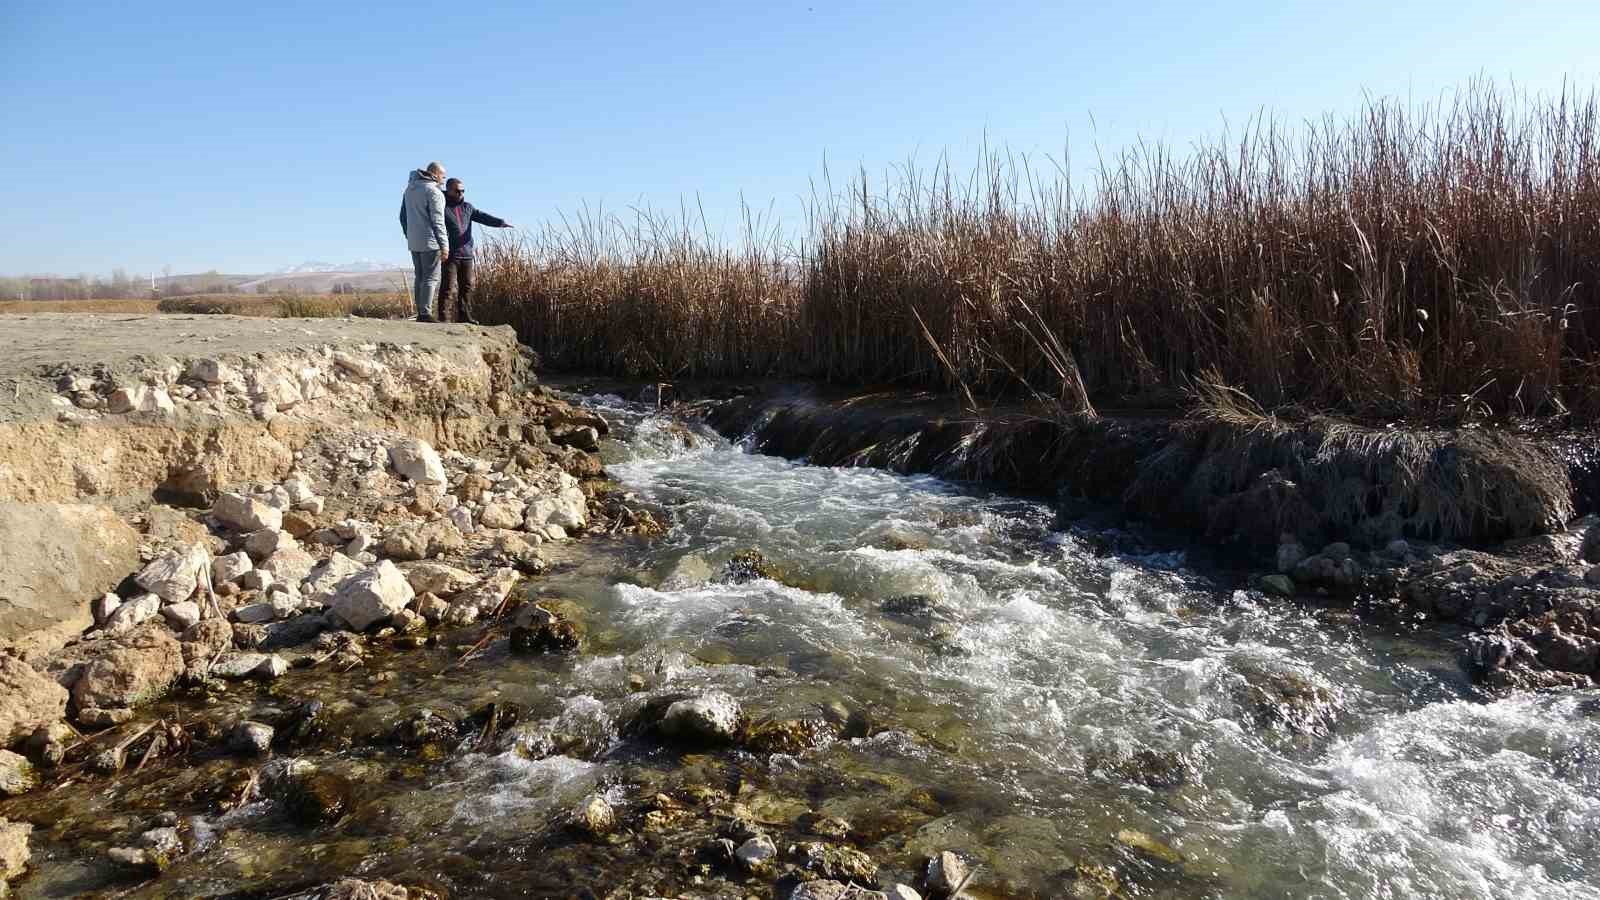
left=699, top=389, right=1600, bottom=690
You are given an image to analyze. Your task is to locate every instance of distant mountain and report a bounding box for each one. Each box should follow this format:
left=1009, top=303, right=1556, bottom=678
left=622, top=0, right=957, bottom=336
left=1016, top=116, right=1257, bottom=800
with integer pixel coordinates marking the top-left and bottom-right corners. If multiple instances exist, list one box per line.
left=273, top=259, right=400, bottom=275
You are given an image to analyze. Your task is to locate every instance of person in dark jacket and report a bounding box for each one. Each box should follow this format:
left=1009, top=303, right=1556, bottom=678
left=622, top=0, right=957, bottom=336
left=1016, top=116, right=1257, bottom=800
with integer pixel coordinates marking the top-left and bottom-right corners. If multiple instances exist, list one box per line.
left=438, top=178, right=513, bottom=323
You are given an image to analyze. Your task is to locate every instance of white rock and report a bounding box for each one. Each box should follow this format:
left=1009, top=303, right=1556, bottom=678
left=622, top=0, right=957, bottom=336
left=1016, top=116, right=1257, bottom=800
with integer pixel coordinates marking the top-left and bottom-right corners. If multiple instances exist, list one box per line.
left=239, top=569, right=275, bottom=592
left=479, top=498, right=524, bottom=530
left=523, top=487, right=587, bottom=531
left=187, top=358, right=234, bottom=384
left=388, top=438, right=446, bottom=485
left=448, top=506, right=474, bottom=534
left=243, top=528, right=296, bottom=560
left=104, top=593, right=161, bottom=632
left=301, top=553, right=365, bottom=603
left=450, top=567, right=519, bottom=617
left=298, top=496, right=326, bottom=515
left=282, top=474, right=316, bottom=505
left=260, top=544, right=317, bottom=585
left=213, top=492, right=283, bottom=532
left=403, top=562, right=480, bottom=598
left=160, top=601, right=202, bottom=631
left=540, top=524, right=568, bottom=542
left=332, top=351, right=379, bottom=379
left=659, top=692, right=742, bottom=744
left=260, top=485, right=293, bottom=510
left=345, top=532, right=375, bottom=556
left=108, top=384, right=176, bottom=415
left=92, top=592, right=122, bottom=627
left=439, top=494, right=459, bottom=512
left=249, top=368, right=302, bottom=411
left=887, top=885, right=923, bottom=900
left=736, top=835, right=778, bottom=872
left=212, top=551, right=253, bottom=584
left=134, top=544, right=209, bottom=602
left=329, top=560, right=415, bottom=631
left=233, top=602, right=277, bottom=624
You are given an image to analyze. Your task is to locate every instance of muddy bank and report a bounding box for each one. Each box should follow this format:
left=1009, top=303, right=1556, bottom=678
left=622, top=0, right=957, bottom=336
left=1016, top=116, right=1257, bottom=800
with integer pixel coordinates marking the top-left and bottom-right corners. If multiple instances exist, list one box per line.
left=697, top=389, right=1600, bottom=689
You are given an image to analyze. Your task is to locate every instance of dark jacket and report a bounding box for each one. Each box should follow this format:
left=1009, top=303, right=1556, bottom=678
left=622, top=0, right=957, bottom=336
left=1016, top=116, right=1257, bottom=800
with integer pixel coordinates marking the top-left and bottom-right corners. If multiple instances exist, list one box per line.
left=441, top=200, right=507, bottom=260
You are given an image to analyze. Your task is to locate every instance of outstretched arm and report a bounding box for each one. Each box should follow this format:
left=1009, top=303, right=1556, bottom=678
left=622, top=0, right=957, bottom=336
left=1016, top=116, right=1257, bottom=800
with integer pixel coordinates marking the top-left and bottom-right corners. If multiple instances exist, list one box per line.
left=471, top=209, right=512, bottom=228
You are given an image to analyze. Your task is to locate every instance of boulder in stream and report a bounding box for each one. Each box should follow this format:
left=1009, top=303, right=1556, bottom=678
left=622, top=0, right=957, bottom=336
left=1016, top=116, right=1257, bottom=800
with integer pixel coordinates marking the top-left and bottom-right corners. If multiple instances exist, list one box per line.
left=0, top=655, right=69, bottom=747
left=657, top=691, right=744, bottom=746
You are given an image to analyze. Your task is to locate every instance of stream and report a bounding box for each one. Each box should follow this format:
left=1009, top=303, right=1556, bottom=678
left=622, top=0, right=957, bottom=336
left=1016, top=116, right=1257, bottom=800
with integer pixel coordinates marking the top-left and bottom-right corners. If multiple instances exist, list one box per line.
left=10, top=394, right=1600, bottom=899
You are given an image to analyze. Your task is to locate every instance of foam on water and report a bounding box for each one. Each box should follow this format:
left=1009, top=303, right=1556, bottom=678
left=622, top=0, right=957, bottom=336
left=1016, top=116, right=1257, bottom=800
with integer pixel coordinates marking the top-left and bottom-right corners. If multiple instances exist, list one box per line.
left=587, top=396, right=1600, bottom=897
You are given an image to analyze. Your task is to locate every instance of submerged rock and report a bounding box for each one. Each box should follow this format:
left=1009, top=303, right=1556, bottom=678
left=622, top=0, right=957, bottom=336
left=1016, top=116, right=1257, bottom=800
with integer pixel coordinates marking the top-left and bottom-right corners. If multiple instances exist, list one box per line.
left=720, top=549, right=779, bottom=584
left=229, top=720, right=275, bottom=755
left=284, top=770, right=355, bottom=826
left=798, top=841, right=879, bottom=885
left=570, top=793, right=615, bottom=837
left=1116, top=827, right=1184, bottom=865
left=789, top=882, right=852, bottom=900
left=744, top=717, right=839, bottom=755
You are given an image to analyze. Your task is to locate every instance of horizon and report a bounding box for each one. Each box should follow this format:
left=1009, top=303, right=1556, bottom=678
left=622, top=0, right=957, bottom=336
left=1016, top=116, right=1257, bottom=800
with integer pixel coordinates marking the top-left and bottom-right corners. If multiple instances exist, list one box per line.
left=5, top=1, right=1597, bottom=277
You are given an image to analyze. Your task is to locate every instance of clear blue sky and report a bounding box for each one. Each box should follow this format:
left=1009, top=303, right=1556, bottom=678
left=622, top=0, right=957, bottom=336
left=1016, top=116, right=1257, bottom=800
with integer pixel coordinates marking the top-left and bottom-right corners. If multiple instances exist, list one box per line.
left=4, top=0, right=1596, bottom=277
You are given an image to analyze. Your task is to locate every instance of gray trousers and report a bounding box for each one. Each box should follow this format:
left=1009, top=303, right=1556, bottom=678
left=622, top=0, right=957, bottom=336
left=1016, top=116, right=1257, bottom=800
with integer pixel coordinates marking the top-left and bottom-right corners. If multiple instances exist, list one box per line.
left=411, top=250, right=442, bottom=318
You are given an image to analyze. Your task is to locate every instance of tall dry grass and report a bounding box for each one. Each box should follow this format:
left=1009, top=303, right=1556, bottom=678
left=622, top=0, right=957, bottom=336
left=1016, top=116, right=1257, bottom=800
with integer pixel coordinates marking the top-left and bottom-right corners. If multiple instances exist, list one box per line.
left=473, top=80, right=1600, bottom=424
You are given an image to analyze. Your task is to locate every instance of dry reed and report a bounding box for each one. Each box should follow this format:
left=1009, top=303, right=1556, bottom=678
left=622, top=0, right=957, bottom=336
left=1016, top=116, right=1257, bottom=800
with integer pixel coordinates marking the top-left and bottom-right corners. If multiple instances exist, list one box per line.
left=473, top=80, right=1599, bottom=424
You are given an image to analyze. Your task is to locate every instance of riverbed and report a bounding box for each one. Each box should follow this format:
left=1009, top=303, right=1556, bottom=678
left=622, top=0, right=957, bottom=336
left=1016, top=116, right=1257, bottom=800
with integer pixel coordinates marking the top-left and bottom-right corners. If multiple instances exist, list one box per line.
left=9, top=394, right=1600, bottom=899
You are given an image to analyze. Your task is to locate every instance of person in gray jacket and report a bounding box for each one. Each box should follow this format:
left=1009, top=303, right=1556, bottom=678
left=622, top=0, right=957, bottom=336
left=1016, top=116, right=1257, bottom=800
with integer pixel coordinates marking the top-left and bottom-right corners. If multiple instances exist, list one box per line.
left=399, top=162, right=450, bottom=322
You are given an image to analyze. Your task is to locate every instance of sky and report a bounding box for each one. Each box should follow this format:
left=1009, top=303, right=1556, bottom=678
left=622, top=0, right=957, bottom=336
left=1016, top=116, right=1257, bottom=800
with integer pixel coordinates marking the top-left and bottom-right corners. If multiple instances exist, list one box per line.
left=3, top=0, right=1597, bottom=277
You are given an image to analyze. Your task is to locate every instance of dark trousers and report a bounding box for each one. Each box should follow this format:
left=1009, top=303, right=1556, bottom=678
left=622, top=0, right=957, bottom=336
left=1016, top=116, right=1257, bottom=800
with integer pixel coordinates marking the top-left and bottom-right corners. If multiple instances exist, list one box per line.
left=440, top=257, right=475, bottom=322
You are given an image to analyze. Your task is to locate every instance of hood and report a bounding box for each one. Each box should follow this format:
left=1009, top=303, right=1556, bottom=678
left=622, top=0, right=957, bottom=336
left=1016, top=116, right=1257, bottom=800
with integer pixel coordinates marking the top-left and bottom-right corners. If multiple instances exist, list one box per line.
left=408, top=169, right=437, bottom=186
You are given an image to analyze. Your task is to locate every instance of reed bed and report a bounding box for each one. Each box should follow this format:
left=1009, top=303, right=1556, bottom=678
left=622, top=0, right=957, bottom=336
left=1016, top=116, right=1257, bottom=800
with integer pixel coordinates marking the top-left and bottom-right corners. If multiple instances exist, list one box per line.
left=473, top=81, right=1600, bottom=424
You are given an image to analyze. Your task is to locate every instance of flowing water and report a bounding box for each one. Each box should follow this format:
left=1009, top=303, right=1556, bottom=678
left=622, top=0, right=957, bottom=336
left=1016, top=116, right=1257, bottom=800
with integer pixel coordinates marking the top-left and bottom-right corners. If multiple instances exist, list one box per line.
left=11, top=396, right=1600, bottom=899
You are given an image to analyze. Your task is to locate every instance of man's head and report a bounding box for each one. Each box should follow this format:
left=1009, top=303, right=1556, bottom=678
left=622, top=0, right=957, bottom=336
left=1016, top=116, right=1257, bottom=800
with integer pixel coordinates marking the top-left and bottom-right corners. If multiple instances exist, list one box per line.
left=444, top=178, right=465, bottom=204
left=425, top=161, right=446, bottom=182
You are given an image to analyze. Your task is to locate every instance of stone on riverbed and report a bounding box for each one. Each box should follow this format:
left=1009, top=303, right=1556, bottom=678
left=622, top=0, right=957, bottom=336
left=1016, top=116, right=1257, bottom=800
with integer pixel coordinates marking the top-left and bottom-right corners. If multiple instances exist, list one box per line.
left=0, top=817, right=30, bottom=883
left=735, top=834, right=778, bottom=873
left=103, top=592, right=161, bottom=632
left=301, top=553, right=365, bottom=603
left=229, top=720, right=274, bottom=755
left=69, top=622, right=185, bottom=710
left=403, top=562, right=479, bottom=597
left=210, top=651, right=288, bottom=680
left=261, top=544, right=318, bottom=586
left=570, top=793, right=615, bottom=836
left=0, top=657, right=69, bottom=748
left=381, top=520, right=464, bottom=561
left=923, top=850, right=969, bottom=897
left=329, top=561, right=414, bottom=631
left=134, top=543, right=209, bottom=602
left=284, top=770, right=355, bottom=826
left=0, top=751, right=39, bottom=797
left=659, top=691, right=744, bottom=746
left=509, top=602, right=581, bottom=655
left=789, top=882, right=852, bottom=900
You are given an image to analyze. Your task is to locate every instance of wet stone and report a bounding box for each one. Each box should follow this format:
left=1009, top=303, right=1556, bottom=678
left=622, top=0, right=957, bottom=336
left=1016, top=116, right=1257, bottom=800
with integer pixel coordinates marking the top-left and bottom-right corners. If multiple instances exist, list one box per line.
left=735, top=834, right=778, bottom=873
left=570, top=793, right=615, bottom=837
left=797, top=841, right=879, bottom=885
left=284, top=771, right=355, bottom=826
left=508, top=602, right=581, bottom=655
left=923, top=850, right=968, bottom=897
left=229, top=720, right=275, bottom=755
left=658, top=691, right=744, bottom=746
left=0, top=751, right=39, bottom=797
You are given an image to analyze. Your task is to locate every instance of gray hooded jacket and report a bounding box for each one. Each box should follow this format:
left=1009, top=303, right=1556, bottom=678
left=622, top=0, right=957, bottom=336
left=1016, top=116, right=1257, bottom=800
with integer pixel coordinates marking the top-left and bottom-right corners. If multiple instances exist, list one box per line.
left=400, top=169, right=449, bottom=253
